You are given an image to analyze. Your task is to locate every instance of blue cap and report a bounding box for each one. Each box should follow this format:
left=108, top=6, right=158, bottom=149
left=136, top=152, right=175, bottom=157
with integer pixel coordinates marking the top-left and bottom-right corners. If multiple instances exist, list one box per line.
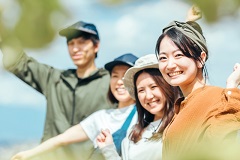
left=59, top=21, right=99, bottom=39
left=105, top=53, right=138, bottom=72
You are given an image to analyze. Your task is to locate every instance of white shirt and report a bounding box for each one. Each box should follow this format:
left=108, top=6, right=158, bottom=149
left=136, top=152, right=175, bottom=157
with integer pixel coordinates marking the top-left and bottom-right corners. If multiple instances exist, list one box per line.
left=80, top=104, right=137, bottom=147
left=122, top=119, right=163, bottom=160
left=101, top=119, right=163, bottom=160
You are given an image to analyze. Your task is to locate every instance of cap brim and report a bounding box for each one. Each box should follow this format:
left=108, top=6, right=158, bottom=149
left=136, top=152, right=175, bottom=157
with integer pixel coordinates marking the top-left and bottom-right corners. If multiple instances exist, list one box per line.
left=123, top=63, right=159, bottom=100
left=105, top=61, right=133, bottom=72
left=59, top=28, right=97, bottom=37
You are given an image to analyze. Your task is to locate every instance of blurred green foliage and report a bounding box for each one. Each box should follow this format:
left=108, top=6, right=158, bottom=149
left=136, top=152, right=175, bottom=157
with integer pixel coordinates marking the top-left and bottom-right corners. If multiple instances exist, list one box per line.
left=0, top=0, right=239, bottom=49
left=15, top=0, right=67, bottom=48
left=187, top=0, right=240, bottom=22
left=0, top=0, right=68, bottom=48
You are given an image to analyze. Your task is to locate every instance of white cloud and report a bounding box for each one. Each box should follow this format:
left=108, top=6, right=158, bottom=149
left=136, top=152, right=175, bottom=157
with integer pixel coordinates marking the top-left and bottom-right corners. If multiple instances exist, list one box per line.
left=0, top=72, right=45, bottom=107
left=114, top=15, right=140, bottom=47
left=202, top=17, right=240, bottom=86
left=99, top=0, right=191, bottom=59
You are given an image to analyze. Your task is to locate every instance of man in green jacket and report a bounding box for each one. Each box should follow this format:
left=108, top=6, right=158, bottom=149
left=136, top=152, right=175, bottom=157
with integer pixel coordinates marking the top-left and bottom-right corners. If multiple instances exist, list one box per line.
left=1, top=21, right=113, bottom=160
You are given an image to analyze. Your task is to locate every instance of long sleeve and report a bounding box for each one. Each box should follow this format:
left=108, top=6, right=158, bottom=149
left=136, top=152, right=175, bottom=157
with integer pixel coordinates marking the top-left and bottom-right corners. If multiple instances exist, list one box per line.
left=1, top=35, right=63, bottom=96
left=3, top=51, right=61, bottom=95
left=100, top=144, right=122, bottom=160
left=203, top=88, right=240, bottom=142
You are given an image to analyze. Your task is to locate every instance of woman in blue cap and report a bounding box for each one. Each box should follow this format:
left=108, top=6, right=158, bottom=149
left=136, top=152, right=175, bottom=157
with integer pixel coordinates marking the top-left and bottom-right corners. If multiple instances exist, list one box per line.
left=11, top=53, right=138, bottom=160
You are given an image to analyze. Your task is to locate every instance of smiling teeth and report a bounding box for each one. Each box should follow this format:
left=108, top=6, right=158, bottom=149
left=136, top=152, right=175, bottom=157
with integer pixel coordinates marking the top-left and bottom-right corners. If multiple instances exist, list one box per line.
left=117, top=88, right=126, bottom=93
left=148, top=101, right=158, bottom=106
left=169, top=71, right=182, bottom=76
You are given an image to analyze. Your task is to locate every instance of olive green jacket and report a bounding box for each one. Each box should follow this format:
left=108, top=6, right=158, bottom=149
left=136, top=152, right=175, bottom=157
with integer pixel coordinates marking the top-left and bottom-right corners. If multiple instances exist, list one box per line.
left=5, top=51, right=113, bottom=160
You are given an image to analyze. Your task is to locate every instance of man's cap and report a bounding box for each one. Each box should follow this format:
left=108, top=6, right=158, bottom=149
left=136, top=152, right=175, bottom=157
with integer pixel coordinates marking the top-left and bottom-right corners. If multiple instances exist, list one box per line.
left=104, top=53, right=138, bottom=72
left=123, top=54, right=159, bottom=99
left=59, top=21, right=99, bottom=39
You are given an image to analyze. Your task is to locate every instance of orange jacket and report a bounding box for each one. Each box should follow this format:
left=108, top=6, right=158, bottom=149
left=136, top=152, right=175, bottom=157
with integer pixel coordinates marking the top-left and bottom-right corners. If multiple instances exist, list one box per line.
left=162, top=86, right=240, bottom=160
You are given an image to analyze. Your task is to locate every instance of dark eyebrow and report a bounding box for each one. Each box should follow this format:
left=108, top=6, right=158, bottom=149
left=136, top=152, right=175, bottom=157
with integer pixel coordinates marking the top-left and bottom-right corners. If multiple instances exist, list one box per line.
left=159, top=52, right=166, bottom=55
left=159, top=48, right=181, bottom=55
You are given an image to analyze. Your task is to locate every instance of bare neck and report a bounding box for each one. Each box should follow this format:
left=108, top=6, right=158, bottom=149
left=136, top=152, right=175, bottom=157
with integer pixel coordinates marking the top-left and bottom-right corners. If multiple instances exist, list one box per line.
left=154, top=112, right=163, bottom=121
left=181, top=76, right=205, bottom=97
left=118, top=100, right=135, bottom=109
left=76, top=63, right=97, bottom=78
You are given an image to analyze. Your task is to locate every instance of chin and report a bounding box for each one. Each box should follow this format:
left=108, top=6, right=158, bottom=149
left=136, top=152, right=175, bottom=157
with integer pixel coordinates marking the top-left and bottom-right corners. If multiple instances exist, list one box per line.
left=166, top=81, right=176, bottom=86
left=168, top=79, right=182, bottom=86
left=169, top=83, right=179, bottom=87
left=116, top=96, right=128, bottom=101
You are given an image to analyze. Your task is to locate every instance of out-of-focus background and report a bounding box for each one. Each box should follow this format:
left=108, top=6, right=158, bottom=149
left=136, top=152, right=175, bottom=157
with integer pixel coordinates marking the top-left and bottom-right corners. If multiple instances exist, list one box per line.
left=0, top=0, right=240, bottom=159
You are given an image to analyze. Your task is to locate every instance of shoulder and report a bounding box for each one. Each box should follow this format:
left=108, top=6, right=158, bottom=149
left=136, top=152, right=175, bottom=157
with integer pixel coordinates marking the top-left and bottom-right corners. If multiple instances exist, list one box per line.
left=204, top=86, right=240, bottom=98
left=86, top=68, right=110, bottom=82
left=195, top=86, right=223, bottom=97
left=61, top=69, right=76, bottom=76
left=98, top=68, right=110, bottom=78
left=204, top=86, right=223, bottom=92
left=89, top=108, right=113, bottom=118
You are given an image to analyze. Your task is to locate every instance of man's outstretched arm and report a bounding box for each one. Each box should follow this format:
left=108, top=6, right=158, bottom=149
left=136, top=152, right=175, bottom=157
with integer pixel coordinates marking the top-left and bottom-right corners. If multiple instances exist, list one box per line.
left=0, top=36, right=23, bottom=69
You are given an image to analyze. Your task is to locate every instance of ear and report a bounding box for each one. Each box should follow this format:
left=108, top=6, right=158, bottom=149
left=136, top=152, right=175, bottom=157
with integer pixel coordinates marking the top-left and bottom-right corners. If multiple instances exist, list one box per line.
left=94, top=42, right=100, bottom=54
left=197, top=51, right=206, bottom=68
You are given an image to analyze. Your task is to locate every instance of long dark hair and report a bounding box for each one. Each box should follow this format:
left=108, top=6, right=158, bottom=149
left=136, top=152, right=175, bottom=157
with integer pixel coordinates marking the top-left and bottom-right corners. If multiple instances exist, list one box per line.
left=129, top=68, right=181, bottom=143
left=155, top=21, right=208, bottom=81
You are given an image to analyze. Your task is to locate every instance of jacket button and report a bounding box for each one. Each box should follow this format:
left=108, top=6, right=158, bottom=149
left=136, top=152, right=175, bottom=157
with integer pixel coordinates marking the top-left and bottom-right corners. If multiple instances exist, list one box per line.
left=227, top=91, right=232, bottom=95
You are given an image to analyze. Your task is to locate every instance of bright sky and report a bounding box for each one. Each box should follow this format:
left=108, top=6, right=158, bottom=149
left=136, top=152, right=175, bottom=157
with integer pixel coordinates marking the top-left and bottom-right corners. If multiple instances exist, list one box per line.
left=0, top=0, right=240, bottom=141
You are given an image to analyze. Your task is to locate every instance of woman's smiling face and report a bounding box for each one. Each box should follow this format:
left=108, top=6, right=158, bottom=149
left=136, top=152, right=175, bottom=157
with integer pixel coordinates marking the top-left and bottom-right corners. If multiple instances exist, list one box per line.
left=136, top=72, right=165, bottom=120
left=110, top=65, right=133, bottom=103
left=158, top=35, right=198, bottom=89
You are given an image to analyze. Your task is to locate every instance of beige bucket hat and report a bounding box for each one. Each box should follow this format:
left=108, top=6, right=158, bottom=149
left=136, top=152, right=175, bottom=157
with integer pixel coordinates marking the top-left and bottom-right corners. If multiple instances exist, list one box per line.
left=123, top=54, right=159, bottom=100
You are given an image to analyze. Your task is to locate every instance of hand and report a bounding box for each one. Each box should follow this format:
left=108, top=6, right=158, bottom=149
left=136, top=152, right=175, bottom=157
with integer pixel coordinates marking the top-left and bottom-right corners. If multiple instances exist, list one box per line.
left=11, top=150, right=33, bottom=160
left=226, top=63, right=240, bottom=88
left=96, top=129, right=114, bottom=149
left=0, top=36, right=23, bottom=68
left=186, top=5, right=202, bottom=21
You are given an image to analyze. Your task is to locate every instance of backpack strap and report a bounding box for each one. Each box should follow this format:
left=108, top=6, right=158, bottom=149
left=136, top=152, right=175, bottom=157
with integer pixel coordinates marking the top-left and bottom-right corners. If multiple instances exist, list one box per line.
left=120, top=105, right=136, bottom=130
left=112, top=105, right=136, bottom=155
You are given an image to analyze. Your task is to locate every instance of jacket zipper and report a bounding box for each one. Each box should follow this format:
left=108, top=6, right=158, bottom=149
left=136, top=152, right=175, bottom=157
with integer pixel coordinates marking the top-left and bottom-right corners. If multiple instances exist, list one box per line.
left=71, top=88, right=76, bottom=125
